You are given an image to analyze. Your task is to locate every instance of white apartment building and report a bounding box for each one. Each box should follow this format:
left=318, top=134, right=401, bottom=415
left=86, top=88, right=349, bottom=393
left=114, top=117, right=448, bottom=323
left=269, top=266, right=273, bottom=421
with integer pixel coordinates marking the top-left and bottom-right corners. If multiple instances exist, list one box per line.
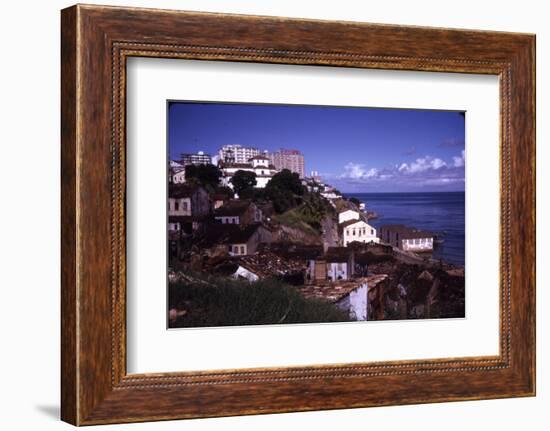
left=218, top=144, right=261, bottom=164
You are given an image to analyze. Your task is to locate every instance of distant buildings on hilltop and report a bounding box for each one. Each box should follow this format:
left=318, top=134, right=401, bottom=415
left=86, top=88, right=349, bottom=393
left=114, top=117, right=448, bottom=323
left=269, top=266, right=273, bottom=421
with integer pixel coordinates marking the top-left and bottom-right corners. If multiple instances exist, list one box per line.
left=269, top=149, right=305, bottom=178
left=218, top=144, right=261, bottom=165
left=180, top=151, right=211, bottom=166
left=171, top=145, right=307, bottom=188
left=220, top=154, right=279, bottom=189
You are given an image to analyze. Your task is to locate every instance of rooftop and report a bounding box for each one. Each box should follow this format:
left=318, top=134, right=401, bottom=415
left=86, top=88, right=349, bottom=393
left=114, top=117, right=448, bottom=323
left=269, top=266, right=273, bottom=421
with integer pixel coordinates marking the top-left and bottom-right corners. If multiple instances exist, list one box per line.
left=249, top=154, right=270, bottom=161
left=200, top=223, right=264, bottom=246
left=214, top=200, right=254, bottom=217
left=234, top=251, right=306, bottom=278
left=338, top=208, right=360, bottom=214
left=299, top=274, right=388, bottom=303
left=220, top=162, right=277, bottom=171
left=259, top=242, right=323, bottom=260
left=339, top=218, right=370, bottom=229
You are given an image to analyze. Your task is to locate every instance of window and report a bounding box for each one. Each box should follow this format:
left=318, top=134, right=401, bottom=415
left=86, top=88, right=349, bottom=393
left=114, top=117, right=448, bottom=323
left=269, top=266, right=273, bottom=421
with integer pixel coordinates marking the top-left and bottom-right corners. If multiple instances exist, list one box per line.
left=353, top=229, right=356, bottom=236
left=175, top=201, right=179, bottom=211
left=182, top=201, right=188, bottom=211
left=240, top=245, right=245, bottom=255
left=371, top=229, right=374, bottom=235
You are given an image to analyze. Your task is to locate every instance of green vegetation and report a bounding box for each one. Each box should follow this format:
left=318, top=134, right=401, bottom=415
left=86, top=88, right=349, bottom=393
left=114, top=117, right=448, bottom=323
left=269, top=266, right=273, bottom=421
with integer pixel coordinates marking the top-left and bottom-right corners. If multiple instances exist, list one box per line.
left=264, top=169, right=305, bottom=213
left=169, top=274, right=350, bottom=328
left=273, top=191, right=335, bottom=235
left=272, top=208, right=321, bottom=237
left=185, top=164, right=222, bottom=191
left=230, top=170, right=257, bottom=197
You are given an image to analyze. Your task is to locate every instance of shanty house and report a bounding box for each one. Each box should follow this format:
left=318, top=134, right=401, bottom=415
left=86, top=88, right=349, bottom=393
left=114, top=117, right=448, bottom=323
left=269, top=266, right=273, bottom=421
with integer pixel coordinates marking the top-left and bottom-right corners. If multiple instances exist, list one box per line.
left=214, top=200, right=262, bottom=225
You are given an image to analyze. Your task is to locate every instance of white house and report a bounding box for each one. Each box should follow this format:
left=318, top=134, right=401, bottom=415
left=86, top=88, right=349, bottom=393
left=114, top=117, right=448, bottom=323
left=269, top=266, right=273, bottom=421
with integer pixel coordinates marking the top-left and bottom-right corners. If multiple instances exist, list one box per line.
left=378, top=224, right=434, bottom=252
left=299, top=279, right=369, bottom=321
left=340, top=219, right=379, bottom=247
left=336, top=281, right=369, bottom=321
left=338, top=209, right=360, bottom=224
left=220, top=154, right=278, bottom=189
left=171, top=169, right=186, bottom=184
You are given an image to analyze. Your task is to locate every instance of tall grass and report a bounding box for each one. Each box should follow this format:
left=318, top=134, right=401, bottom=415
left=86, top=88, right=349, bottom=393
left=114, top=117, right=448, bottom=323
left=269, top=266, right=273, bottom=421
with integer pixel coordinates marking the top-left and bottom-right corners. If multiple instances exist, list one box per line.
left=169, top=274, right=350, bottom=328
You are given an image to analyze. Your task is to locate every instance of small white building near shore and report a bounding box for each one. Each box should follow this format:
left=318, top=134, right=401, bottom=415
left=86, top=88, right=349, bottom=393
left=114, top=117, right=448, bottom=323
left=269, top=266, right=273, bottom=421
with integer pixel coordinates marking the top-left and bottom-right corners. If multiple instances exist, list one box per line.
left=340, top=219, right=379, bottom=247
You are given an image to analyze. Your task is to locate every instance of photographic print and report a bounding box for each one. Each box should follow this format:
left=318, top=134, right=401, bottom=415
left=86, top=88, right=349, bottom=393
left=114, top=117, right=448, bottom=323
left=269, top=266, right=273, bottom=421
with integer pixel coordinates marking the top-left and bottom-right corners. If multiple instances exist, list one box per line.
left=167, top=102, right=465, bottom=328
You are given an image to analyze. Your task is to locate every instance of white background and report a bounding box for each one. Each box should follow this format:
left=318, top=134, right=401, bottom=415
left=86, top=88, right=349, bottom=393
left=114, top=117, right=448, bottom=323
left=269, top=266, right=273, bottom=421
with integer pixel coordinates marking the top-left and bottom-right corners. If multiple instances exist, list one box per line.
left=0, top=0, right=547, bottom=430
left=127, top=59, right=500, bottom=373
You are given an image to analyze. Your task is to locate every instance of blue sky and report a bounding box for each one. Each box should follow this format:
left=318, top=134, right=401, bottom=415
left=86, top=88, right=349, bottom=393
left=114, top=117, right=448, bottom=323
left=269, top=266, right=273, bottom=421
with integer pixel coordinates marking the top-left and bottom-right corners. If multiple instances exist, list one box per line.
left=168, top=101, right=465, bottom=193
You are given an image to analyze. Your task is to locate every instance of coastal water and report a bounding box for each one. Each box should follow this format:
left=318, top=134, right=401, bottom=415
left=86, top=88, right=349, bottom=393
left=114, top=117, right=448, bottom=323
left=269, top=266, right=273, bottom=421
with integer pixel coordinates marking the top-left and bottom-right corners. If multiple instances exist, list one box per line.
left=344, top=192, right=465, bottom=266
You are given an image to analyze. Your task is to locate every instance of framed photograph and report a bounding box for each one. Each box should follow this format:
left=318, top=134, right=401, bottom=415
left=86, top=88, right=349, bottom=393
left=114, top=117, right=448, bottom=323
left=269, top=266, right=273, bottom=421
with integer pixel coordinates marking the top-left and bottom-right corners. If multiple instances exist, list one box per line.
left=61, top=4, right=536, bottom=425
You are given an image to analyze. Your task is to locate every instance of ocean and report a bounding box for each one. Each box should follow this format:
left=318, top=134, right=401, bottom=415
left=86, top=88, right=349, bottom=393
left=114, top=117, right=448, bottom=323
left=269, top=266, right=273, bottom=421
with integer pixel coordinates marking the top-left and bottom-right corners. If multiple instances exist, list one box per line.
left=343, top=192, right=465, bottom=266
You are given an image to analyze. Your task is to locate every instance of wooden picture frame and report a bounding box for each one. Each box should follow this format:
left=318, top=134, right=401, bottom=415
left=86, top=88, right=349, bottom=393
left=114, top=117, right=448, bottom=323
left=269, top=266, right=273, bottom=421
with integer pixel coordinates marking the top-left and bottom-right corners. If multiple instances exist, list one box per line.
left=61, top=4, right=535, bottom=425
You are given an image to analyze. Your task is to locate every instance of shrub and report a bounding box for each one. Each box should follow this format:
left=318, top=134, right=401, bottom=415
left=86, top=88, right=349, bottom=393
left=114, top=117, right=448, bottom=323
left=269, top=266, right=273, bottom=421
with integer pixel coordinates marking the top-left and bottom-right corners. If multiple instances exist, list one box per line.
left=168, top=274, right=351, bottom=327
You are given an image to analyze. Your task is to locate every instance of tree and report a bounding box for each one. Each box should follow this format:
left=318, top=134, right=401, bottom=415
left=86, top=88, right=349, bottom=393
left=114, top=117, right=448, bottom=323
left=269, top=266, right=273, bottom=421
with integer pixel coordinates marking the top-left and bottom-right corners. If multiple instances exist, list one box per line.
left=266, top=169, right=304, bottom=196
left=264, top=170, right=305, bottom=214
left=185, top=164, right=222, bottom=189
left=230, top=170, right=257, bottom=197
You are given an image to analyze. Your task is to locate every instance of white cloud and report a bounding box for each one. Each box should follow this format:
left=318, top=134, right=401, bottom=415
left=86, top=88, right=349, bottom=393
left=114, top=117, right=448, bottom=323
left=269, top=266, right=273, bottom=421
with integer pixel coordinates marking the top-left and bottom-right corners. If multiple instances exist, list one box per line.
left=333, top=153, right=465, bottom=191
left=340, top=162, right=379, bottom=179
left=453, top=150, right=465, bottom=167
left=398, top=156, right=447, bottom=174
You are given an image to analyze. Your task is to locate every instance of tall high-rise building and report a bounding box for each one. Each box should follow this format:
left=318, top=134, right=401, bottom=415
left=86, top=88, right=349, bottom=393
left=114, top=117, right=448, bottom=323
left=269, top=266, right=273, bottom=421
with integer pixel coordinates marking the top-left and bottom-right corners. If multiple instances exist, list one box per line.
left=179, top=151, right=212, bottom=166
left=218, top=145, right=260, bottom=164
left=270, top=149, right=305, bottom=178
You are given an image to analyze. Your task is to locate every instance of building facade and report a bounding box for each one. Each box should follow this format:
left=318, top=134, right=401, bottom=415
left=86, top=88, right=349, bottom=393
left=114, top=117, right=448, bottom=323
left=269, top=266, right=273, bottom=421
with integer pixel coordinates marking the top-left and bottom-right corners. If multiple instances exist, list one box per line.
left=167, top=185, right=211, bottom=233
left=226, top=224, right=273, bottom=256
left=269, top=149, right=305, bottom=178
left=218, top=144, right=261, bottom=164
left=214, top=200, right=262, bottom=225
left=340, top=219, right=379, bottom=247
left=171, top=169, right=186, bottom=184
left=220, top=154, right=278, bottom=189
left=378, top=224, right=434, bottom=252
left=179, top=151, right=211, bottom=166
